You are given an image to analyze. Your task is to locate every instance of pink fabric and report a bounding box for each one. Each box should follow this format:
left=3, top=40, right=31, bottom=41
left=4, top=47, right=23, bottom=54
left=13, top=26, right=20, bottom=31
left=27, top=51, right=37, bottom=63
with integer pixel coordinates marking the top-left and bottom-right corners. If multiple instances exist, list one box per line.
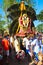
left=19, top=17, right=23, bottom=26
left=17, top=16, right=32, bottom=37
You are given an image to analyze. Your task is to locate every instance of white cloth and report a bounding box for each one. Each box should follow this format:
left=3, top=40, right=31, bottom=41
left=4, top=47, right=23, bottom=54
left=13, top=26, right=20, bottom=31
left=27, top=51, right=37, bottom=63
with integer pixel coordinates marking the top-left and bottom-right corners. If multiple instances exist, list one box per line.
left=31, top=39, right=40, bottom=53
left=34, top=45, right=40, bottom=53
left=10, top=36, right=14, bottom=48
left=10, top=36, right=14, bottom=43
left=31, top=39, right=37, bottom=46
left=41, top=45, right=43, bottom=53
left=23, top=37, right=31, bottom=50
left=31, top=39, right=41, bottom=46
left=14, top=39, right=20, bottom=52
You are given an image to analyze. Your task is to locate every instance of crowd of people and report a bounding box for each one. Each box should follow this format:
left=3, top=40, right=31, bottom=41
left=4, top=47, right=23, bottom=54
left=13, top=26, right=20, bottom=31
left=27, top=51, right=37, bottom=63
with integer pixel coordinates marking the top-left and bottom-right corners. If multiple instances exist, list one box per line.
left=0, top=31, right=43, bottom=65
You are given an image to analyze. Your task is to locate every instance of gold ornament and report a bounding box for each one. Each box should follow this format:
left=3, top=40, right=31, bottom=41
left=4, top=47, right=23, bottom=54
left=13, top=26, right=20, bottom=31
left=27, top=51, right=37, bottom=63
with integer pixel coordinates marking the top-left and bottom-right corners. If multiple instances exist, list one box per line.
left=19, top=1, right=26, bottom=16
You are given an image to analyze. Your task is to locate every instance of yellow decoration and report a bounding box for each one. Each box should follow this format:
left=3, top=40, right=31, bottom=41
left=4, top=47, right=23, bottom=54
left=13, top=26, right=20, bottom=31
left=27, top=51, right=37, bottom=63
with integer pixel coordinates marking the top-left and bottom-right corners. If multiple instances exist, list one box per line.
left=20, top=1, right=26, bottom=11
left=16, top=24, right=20, bottom=33
left=22, top=14, right=29, bottom=28
left=19, top=1, right=26, bottom=16
left=16, top=1, right=26, bottom=33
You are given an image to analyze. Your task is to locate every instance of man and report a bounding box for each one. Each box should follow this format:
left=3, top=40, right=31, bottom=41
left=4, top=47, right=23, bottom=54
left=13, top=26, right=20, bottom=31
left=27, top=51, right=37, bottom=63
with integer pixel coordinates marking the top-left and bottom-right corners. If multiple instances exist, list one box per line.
left=2, top=32, right=10, bottom=64
left=22, top=35, right=33, bottom=63
left=31, top=34, right=42, bottom=64
left=31, top=34, right=42, bottom=53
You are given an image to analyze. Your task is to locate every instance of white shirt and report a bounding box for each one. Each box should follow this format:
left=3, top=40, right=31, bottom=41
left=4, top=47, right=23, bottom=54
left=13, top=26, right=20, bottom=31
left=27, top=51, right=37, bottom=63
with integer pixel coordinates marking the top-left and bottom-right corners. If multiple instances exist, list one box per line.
left=31, top=39, right=40, bottom=53
left=34, top=45, right=40, bottom=53
left=23, top=37, right=31, bottom=50
left=31, top=39, right=37, bottom=46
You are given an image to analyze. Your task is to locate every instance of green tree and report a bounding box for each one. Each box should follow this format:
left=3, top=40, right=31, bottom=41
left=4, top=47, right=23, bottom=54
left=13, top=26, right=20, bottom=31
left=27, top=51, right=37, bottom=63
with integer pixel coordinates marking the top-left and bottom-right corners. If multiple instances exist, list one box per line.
left=2, top=0, right=36, bottom=24
left=2, top=0, right=17, bottom=29
left=0, top=15, right=2, bottom=20
left=0, top=20, right=6, bottom=34
left=37, top=10, right=43, bottom=22
left=0, top=14, right=6, bottom=33
left=36, top=24, right=43, bottom=32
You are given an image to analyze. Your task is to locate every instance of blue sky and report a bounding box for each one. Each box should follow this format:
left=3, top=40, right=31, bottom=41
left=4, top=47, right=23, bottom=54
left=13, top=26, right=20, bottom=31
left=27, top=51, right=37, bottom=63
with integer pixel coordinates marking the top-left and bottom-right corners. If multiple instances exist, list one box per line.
left=34, top=0, right=43, bottom=27
left=0, top=0, right=43, bottom=27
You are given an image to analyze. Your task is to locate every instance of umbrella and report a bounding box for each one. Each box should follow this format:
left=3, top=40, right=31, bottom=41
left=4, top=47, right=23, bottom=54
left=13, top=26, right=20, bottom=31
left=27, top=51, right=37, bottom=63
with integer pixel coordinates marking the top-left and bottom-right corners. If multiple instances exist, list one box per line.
left=7, top=2, right=37, bottom=21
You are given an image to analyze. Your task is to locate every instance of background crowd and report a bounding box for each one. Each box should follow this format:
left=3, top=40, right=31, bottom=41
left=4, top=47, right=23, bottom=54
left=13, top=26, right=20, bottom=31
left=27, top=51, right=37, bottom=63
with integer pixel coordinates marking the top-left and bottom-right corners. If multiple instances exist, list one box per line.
left=0, top=31, right=43, bottom=65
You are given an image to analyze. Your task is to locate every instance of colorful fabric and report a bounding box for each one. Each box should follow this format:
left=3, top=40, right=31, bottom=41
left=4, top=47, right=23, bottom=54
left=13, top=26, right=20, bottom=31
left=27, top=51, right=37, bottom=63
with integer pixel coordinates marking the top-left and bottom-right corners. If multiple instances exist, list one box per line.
left=2, top=38, right=9, bottom=50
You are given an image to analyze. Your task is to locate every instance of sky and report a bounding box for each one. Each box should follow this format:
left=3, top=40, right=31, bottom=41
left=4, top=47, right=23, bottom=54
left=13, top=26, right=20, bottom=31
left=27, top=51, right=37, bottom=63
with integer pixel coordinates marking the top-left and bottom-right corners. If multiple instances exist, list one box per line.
left=0, top=0, right=43, bottom=27
left=34, top=0, right=43, bottom=27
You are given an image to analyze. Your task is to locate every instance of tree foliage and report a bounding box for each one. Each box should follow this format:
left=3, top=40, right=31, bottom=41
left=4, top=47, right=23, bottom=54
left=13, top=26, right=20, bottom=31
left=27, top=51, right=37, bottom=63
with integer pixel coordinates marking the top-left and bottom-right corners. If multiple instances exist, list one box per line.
left=37, top=10, right=43, bottom=22
left=0, top=20, right=5, bottom=34
left=3, top=0, right=15, bottom=11
left=0, top=14, right=5, bottom=29
left=36, top=24, right=43, bottom=32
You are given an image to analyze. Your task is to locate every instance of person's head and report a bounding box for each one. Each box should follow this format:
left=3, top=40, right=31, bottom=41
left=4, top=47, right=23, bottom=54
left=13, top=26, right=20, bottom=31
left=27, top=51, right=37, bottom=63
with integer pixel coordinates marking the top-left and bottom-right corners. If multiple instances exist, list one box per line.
left=3, top=30, right=9, bottom=38
left=4, top=31, right=7, bottom=37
